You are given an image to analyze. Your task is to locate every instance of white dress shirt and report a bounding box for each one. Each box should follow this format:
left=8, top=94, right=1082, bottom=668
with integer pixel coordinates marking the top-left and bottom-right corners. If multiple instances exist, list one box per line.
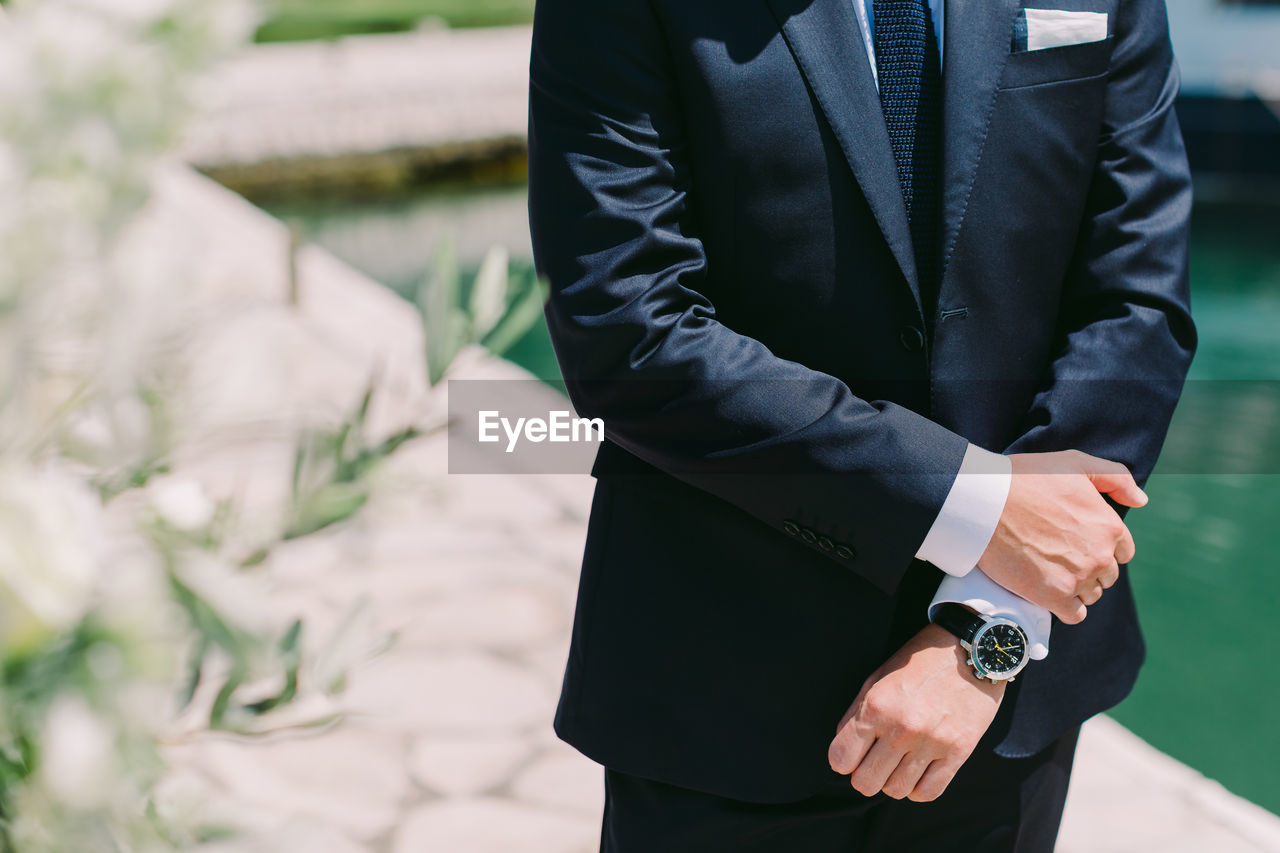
left=919, top=447, right=1050, bottom=659
left=851, top=0, right=1052, bottom=659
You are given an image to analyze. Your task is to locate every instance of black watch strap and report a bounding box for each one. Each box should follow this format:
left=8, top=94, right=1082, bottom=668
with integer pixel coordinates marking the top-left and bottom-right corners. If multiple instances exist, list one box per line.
left=932, top=602, right=984, bottom=645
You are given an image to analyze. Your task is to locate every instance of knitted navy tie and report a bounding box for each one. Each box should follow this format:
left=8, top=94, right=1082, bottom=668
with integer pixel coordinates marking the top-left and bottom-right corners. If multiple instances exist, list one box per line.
left=873, top=0, right=942, bottom=326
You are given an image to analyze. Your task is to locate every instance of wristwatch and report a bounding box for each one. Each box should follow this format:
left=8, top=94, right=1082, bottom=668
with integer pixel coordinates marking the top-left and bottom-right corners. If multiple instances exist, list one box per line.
left=932, top=603, right=1030, bottom=683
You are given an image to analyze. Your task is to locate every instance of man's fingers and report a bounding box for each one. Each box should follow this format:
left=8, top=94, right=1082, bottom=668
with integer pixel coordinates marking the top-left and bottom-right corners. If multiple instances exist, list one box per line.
left=1080, top=457, right=1147, bottom=508
left=829, top=680, right=878, bottom=773
left=1079, top=581, right=1104, bottom=606
left=850, top=738, right=904, bottom=798
left=909, top=757, right=963, bottom=803
left=828, top=722, right=875, bottom=775
left=1115, top=523, right=1136, bottom=565
left=881, top=752, right=934, bottom=800
left=1055, top=597, right=1088, bottom=625
left=835, top=679, right=873, bottom=732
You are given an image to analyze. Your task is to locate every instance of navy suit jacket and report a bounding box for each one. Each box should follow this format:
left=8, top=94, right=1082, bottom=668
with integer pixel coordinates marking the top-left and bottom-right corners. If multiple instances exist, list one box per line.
left=528, top=0, right=1196, bottom=802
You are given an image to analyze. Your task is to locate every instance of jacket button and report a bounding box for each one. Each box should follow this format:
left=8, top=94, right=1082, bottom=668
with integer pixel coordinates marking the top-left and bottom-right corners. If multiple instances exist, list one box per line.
left=818, top=536, right=835, bottom=552
left=800, top=528, right=817, bottom=545
left=899, top=325, right=925, bottom=352
left=835, top=544, right=856, bottom=561
left=782, top=520, right=800, bottom=537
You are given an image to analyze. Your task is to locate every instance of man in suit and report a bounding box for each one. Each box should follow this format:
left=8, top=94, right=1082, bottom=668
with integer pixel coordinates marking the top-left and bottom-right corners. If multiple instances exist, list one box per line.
left=527, top=0, right=1195, bottom=847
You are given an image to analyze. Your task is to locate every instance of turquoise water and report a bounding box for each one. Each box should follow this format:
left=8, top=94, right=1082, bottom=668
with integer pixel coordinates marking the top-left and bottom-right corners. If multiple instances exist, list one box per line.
left=1111, top=200, right=1280, bottom=815
left=265, top=189, right=1280, bottom=815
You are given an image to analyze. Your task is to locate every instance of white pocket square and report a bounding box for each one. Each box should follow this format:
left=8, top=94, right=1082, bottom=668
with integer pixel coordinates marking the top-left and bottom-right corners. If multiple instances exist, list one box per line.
left=1014, top=9, right=1109, bottom=52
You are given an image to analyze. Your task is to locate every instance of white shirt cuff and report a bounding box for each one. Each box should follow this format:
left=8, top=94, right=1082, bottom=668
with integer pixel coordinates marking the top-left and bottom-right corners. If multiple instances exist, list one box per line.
left=929, top=571, right=1052, bottom=660
left=915, top=444, right=1011, bottom=578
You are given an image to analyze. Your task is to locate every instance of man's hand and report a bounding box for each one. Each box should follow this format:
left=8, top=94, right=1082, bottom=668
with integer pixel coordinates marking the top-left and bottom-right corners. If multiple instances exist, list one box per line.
left=979, top=450, right=1146, bottom=625
left=828, top=624, right=1004, bottom=802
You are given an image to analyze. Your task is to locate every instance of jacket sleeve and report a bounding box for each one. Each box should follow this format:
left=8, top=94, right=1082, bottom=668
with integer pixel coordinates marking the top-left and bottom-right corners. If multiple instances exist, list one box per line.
left=1002, top=0, right=1197, bottom=483
left=527, top=0, right=969, bottom=593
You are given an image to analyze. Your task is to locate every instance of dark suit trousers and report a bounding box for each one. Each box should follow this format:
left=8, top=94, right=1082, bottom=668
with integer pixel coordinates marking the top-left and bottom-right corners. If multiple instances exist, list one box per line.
left=599, top=727, right=1080, bottom=853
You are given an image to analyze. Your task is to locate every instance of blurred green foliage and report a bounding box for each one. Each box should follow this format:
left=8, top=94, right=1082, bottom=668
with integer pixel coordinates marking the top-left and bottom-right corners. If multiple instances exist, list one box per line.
left=283, top=382, right=419, bottom=543
left=255, top=0, right=536, bottom=42
left=415, top=243, right=547, bottom=387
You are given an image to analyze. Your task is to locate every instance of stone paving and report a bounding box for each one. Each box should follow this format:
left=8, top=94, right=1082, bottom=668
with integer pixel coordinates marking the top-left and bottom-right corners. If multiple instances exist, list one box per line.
left=161, top=24, right=1280, bottom=852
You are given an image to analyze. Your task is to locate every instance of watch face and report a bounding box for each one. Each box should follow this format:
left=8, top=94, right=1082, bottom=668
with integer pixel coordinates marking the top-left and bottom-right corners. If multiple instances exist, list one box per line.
left=972, top=621, right=1028, bottom=677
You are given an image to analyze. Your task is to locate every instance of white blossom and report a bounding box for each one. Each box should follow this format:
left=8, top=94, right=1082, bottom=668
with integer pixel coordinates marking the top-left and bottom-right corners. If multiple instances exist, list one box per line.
left=0, top=465, right=102, bottom=652
left=38, top=696, right=116, bottom=809
left=149, top=477, right=215, bottom=531
left=0, top=0, right=379, bottom=846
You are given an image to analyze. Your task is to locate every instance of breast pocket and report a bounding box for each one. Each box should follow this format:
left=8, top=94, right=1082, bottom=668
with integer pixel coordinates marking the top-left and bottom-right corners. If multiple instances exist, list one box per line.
left=998, top=36, right=1114, bottom=90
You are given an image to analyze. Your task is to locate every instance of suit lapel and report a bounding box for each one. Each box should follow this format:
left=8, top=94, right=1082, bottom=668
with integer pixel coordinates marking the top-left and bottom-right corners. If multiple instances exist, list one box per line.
left=939, top=0, right=1021, bottom=286
left=766, top=0, right=920, bottom=302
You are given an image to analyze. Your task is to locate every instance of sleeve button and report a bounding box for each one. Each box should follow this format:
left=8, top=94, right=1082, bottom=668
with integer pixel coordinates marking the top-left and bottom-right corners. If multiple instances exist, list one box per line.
left=817, top=536, right=835, bottom=552
left=835, top=544, right=856, bottom=561
left=781, top=520, right=800, bottom=537
left=800, top=529, right=817, bottom=545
